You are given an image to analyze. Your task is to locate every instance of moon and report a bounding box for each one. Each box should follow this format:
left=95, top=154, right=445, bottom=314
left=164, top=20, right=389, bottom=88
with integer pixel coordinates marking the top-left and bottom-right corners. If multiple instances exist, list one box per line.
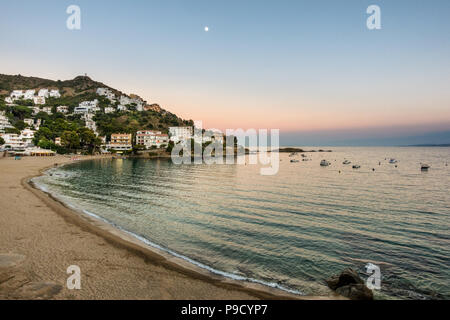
left=204, top=26, right=209, bottom=32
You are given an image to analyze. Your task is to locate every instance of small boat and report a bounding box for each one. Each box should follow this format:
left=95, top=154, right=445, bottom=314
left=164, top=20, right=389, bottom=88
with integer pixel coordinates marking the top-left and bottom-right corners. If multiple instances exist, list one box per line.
left=320, top=160, right=330, bottom=166
left=289, top=152, right=298, bottom=157
left=421, top=163, right=430, bottom=171
left=302, top=158, right=310, bottom=162
left=343, top=160, right=351, bottom=165
left=290, top=159, right=299, bottom=163
left=352, top=165, right=361, bottom=169
left=301, top=154, right=307, bottom=158
left=389, top=159, right=398, bottom=164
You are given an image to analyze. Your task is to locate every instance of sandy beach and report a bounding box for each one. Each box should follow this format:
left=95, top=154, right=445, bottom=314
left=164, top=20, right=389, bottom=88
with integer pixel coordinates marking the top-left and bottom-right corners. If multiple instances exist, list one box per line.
left=0, top=155, right=338, bottom=300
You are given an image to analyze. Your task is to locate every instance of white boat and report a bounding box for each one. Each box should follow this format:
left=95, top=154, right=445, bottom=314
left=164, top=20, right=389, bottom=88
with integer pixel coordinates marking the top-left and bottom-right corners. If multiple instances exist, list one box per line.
left=320, top=160, right=330, bottom=166
left=352, top=165, right=361, bottom=169
left=389, top=159, right=398, bottom=164
left=343, top=160, right=351, bottom=165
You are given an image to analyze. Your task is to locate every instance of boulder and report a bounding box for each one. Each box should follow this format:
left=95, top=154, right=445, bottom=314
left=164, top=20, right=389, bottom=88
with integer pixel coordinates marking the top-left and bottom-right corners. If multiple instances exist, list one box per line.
left=336, top=284, right=373, bottom=300
left=326, top=268, right=373, bottom=300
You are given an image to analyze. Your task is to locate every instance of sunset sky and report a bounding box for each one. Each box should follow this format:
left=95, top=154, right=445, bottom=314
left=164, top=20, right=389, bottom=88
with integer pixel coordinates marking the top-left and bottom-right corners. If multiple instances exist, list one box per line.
left=1, top=0, right=449, bottom=145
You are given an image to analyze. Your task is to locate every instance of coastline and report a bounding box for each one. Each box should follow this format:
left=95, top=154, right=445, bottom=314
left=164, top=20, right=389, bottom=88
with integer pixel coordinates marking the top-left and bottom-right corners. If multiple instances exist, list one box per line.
left=0, top=155, right=341, bottom=300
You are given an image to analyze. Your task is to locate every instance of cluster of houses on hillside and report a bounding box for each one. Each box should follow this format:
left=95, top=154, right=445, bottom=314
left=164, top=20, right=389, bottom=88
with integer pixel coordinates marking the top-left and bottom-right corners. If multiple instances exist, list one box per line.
left=5, top=88, right=61, bottom=105
left=1, top=87, right=226, bottom=155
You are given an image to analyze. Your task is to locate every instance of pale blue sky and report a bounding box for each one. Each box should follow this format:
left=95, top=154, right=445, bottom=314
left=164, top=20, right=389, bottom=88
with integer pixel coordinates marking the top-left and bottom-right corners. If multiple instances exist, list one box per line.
left=1, top=0, right=449, bottom=145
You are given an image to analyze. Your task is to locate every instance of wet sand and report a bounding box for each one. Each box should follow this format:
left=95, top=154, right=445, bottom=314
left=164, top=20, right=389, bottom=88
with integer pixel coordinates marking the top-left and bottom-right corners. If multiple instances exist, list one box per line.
left=0, top=155, right=339, bottom=300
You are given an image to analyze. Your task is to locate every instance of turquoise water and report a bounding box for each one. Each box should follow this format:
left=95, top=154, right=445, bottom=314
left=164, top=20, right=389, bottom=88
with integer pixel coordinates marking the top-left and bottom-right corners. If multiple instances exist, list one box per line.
left=34, top=147, right=450, bottom=299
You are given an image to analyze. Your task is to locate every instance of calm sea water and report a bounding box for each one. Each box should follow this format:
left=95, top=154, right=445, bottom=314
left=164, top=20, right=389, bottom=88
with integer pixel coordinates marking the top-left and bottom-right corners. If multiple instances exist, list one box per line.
left=34, top=147, right=450, bottom=299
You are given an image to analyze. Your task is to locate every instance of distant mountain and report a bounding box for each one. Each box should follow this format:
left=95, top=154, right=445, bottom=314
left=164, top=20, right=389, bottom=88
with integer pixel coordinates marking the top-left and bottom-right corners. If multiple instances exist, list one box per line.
left=406, top=143, right=450, bottom=147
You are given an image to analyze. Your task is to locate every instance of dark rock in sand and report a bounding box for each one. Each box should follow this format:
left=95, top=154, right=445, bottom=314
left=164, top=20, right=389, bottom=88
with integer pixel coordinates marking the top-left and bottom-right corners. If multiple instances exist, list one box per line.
left=326, top=268, right=373, bottom=300
left=336, top=283, right=373, bottom=300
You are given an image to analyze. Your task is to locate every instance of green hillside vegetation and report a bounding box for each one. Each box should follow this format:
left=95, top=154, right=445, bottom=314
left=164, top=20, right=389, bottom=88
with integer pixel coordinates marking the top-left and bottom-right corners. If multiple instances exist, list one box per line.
left=0, top=73, right=194, bottom=154
left=32, top=115, right=101, bottom=154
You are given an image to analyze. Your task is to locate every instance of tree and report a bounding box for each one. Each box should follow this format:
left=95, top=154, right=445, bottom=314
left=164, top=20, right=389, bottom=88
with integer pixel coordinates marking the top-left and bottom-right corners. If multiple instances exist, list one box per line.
left=0, top=137, right=5, bottom=146
left=61, top=131, right=80, bottom=150
left=166, top=141, right=174, bottom=153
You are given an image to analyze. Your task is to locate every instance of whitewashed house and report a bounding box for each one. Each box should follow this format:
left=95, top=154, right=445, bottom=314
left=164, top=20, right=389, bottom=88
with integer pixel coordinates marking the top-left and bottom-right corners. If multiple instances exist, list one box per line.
left=10, top=90, right=24, bottom=99
left=49, top=89, right=61, bottom=98
left=38, top=89, right=49, bottom=98
left=24, top=90, right=36, bottom=100
left=42, top=107, right=52, bottom=115
left=4, top=97, right=13, bottom=104
left=85, top=119, right=97, bottom=134
left=74, top=106, right=90, bottom=114
left=97, top=88, right=116, bottom=102
left=20, top=128, right=35, bottom=145
left=56, top=105, right=69, bottom=113
left=74, top=100, right=99, bottom=114
left=104, top=107, right=115, bottom=114
left=0, top=133, right=27, bottom=149
left=33, top=96, right=46, bottom=105
left=0, top=112, right=13, bottom=132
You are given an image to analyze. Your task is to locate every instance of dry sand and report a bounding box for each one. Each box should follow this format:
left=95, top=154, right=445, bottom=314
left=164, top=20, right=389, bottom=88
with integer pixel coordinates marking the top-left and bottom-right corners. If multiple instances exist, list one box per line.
left=0, top=155, right=338, bottom=300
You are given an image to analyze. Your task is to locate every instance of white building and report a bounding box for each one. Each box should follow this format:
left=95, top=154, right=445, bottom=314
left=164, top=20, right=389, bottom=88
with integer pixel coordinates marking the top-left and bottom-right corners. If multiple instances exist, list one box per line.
left=42, top=107, right=52, bottom=115
left=117, top=105, right=128, bottom=112
left=74, top=106, right=90, bottom=114
left=24, top=118, right=34, bottom=127
left=4, top=97, right=13, bottom=104
left=24, top=90, right=36, bottom=100
left=79, top=99, right=99, bottom=108
left=0, top=133, right=27, bottom=150
left=136, top=130, right=169, bottom=148
left=97, top=88, right=116, bottom=102
left=38, top=89, right=49, bottom=98
left=20, top=128, right=35, bottom=145
left=10, top=90, right=24, bottom=99
left=85, top=119, right=97, bottom=134
left=119, top=96, right=133, bottom=106
left=49, top=89, right=61, bottom=98
left=33, top=96, right=46, bottom=105
left=34, top=119, right=41, bottom=130
left=104, top=107, right=115, bottom=114
left=0, top=112, right=13, bottom=132
left=74, top=100, right=99, bottom=114
left=56, top=105, right=69, bottom=113
left=169, top=127, right=193, bottom=143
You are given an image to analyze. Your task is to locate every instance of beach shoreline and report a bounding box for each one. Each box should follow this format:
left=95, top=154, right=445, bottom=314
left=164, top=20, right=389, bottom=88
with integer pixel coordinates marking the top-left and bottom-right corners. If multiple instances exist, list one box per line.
left=0, top=155, right=340, bottom=300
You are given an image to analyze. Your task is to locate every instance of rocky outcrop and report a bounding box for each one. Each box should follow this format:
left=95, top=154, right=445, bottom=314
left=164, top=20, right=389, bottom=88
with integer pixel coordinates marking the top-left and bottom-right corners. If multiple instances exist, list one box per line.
left=326, top=268, right=373, bottom=300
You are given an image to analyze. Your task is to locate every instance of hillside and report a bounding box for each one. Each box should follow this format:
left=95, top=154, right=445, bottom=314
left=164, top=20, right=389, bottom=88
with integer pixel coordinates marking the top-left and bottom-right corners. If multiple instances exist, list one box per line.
left=0, top=73, right=193, bottom=136
left=0, top=74, right=122, bottom=98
